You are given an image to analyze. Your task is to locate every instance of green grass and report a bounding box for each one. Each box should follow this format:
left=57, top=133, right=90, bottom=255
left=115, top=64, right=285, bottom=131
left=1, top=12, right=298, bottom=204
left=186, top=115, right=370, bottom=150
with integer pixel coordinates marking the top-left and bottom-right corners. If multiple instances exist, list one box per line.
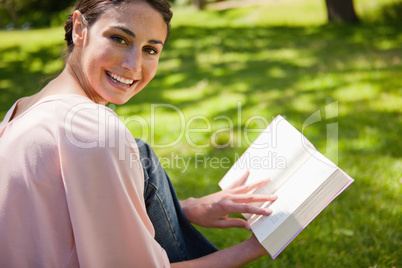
left=1, top=0, right=401, bottom=267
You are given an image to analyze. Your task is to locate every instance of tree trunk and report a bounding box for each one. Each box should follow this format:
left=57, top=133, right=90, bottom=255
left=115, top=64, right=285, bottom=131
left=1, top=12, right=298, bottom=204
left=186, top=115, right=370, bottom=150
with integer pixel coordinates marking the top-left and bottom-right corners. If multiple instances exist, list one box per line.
left=193, top=0, right=207, bottom=10
left=5, top=0, right=19, bottom=27
left=325, top=0, right=359, bottom=23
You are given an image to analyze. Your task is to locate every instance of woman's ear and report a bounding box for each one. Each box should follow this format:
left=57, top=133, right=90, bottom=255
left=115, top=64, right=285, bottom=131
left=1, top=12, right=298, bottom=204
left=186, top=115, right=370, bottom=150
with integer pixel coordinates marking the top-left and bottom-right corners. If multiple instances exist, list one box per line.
left=72, top=10, right=87, bottom=48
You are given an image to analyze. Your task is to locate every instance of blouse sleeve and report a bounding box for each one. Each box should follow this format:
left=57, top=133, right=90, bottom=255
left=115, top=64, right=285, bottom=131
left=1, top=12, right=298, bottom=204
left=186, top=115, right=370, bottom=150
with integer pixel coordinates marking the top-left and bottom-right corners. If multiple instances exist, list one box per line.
left=56, top=100, right=169, bottom=267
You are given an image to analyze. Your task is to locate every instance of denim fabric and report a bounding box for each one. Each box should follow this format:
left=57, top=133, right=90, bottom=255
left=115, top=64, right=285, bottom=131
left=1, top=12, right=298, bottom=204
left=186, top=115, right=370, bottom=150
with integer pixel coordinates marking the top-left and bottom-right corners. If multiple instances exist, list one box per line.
left=136, top=139, right=218, bottom=263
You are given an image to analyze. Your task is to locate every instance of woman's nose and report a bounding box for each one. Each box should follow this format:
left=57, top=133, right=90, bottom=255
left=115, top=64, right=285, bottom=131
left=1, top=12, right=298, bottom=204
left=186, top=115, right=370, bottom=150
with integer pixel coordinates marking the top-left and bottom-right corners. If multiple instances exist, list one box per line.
left=122, top=48, right=142, bottom=73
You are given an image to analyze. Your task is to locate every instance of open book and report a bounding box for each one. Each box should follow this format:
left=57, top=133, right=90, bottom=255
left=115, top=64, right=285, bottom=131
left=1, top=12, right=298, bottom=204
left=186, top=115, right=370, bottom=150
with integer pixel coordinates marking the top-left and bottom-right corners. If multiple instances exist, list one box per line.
left=218, top=115, right=354, bottom=259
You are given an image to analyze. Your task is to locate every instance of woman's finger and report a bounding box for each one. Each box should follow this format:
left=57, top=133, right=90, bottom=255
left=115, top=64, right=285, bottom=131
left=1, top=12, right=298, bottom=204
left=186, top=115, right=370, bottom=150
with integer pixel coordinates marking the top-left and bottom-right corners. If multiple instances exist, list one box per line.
left=225, top=202, right=275, bottom=216
left=215, top=218, right=251, bottom=230
left=228, top=193, right=278, bottom=204
left=229, top=177, right=271, bottom=194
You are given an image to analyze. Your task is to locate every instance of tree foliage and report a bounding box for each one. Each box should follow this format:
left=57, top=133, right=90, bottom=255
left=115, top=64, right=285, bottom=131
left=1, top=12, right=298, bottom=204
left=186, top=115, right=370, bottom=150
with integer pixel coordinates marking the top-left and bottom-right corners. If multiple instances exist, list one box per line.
left=0, top=0, right=74, bottom=28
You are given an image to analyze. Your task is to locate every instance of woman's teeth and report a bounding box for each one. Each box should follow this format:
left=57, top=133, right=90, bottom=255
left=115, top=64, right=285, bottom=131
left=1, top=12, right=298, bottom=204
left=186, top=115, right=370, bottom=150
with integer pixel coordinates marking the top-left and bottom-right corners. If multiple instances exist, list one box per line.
left=107, top=71, right=134, bottom=86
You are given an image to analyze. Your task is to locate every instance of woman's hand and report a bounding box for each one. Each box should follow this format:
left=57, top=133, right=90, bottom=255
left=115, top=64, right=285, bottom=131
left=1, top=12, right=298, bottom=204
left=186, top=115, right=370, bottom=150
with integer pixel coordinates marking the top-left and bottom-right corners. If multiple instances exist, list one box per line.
left=180, top=171, right=277, bottom=230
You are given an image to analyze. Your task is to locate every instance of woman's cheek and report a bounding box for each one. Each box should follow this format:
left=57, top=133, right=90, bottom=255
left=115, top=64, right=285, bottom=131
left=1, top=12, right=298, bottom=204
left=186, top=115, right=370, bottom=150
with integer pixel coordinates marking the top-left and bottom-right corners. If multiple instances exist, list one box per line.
left=145, top=61, right=159, bottom=81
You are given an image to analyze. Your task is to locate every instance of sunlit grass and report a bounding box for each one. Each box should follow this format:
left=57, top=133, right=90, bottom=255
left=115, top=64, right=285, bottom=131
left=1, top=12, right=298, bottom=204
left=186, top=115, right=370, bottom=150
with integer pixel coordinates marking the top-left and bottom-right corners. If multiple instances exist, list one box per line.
left=0, top=0, right=401, bottom=266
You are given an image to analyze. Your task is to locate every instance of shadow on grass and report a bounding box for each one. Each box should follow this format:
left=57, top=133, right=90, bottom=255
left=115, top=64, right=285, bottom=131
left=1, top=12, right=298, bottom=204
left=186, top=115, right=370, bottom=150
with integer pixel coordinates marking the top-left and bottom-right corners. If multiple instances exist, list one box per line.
left=1, top=23, right=400, bottom=158
left=134, top=23, right=401, bottom=157
left=0, top=43, right=64, bottom=114
left=0, top=21, right=401, bottom=266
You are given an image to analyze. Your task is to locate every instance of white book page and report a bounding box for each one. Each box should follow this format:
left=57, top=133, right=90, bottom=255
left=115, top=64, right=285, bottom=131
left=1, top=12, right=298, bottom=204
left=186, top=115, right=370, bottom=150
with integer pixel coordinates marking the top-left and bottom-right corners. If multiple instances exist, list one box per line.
left=219, top=115, right=316, bottom=195
left=250, top=151, right=337, bottom=243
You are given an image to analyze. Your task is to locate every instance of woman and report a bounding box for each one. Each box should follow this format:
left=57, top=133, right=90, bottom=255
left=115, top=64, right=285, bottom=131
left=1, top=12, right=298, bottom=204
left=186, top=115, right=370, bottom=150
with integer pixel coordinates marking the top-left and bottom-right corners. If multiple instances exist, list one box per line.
left=0, top=0, right=277, bottom=266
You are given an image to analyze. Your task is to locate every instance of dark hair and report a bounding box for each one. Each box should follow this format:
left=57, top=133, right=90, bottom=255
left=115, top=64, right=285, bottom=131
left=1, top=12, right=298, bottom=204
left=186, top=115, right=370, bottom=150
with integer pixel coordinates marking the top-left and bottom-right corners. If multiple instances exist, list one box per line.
left=64, top=0, right=173, bottom=55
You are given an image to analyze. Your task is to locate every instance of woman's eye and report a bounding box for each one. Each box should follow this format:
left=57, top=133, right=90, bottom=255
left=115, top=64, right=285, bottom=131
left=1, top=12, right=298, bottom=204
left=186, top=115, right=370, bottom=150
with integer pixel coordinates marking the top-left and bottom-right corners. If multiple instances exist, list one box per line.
left=143, top=47, right=158, bottom=55
left=111, top=35, right=127, bottom=44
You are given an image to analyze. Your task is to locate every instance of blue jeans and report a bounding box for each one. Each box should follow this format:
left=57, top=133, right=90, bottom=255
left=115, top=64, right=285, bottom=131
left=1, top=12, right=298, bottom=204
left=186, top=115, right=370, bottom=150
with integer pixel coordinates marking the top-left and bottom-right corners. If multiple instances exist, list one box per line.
left=136, top=139, right=218, bottom=263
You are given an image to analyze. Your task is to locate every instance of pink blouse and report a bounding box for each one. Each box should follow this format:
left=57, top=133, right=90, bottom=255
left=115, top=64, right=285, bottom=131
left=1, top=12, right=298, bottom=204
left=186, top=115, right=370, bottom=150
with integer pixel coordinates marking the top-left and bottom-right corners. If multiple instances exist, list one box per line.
left=0, top=94, right=169, bottom=267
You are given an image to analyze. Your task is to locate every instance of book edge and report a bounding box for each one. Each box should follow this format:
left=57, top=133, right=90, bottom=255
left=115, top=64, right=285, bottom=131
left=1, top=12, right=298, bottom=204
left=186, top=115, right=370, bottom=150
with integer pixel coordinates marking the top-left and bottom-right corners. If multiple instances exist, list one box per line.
left=269, top=175, right=354, bottom=259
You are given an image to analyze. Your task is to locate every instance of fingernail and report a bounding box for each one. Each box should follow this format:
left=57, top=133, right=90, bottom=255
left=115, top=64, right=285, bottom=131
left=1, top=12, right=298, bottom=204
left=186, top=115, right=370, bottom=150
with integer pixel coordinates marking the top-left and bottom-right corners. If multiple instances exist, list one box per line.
left=266, top=208, right=273, bottom=214
left=272, top=194, right=278, bottom=200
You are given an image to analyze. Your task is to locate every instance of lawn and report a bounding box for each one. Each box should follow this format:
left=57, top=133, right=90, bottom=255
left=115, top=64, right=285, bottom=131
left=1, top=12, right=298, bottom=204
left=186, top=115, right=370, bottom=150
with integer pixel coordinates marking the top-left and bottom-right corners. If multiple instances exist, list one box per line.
left=0, top=0, right=401, bottom=267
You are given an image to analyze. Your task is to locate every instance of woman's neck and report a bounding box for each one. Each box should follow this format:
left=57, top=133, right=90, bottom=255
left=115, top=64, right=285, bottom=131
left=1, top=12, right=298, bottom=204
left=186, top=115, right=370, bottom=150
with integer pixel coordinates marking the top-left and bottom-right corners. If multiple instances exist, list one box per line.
left=64, top=57, right=107, bottom=105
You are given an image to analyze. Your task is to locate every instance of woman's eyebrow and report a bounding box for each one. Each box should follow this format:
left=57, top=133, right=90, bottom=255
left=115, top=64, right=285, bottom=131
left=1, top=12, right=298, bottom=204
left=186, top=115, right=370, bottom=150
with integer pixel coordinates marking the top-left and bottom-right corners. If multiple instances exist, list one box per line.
left=112, top=26, right=136, bottom=38
left=149, top=39, right=164, bottom=46
left=112, top=26, right=164, bottom=46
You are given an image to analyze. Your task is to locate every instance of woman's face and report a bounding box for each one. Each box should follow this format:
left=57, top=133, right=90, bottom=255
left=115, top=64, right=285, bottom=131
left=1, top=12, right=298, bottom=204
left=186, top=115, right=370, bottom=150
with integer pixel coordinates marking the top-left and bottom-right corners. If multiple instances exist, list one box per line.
left=74, top=1, right=167, bottom=104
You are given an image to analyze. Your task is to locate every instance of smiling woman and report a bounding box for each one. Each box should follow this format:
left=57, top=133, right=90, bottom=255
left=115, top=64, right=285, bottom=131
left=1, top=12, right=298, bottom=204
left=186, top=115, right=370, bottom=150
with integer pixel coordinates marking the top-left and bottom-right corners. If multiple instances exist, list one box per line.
left=0, top=0, right=278, bottom=267
left=64, top=0, right=168, bottom=105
